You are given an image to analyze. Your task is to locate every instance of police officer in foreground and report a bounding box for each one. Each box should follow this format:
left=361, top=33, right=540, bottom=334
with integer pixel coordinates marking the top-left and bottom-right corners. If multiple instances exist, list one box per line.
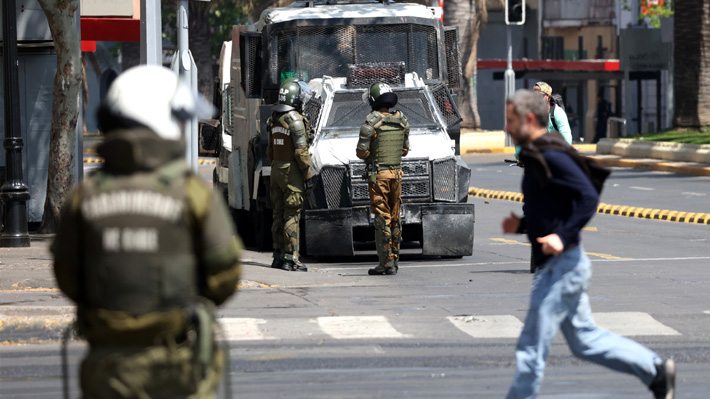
left=52, top=65, right=242, bottom=399
left=267, top=78, right=312, bottom=272
left=356, top=82, right=410, bottom=275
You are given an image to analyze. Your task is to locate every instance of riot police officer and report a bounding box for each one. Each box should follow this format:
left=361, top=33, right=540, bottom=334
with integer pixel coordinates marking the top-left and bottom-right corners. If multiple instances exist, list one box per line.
left=356, top=82, right=410, bottom=275
left=267, top=78, right=312, bottom=272
left=51, top=65, right=242, bottom=399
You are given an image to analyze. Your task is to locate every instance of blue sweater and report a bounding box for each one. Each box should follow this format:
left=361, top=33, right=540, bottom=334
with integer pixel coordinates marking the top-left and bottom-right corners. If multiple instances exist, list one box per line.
left=519, top=150, right=599, bottom=266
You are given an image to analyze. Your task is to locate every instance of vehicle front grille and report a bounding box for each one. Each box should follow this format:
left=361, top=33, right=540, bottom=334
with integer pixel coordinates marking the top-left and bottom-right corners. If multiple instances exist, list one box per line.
left=349, top=158, right=431, bottom=205
left=320, top=165, right=350, bottom=209
left=432, top=157, right=457, bottom=202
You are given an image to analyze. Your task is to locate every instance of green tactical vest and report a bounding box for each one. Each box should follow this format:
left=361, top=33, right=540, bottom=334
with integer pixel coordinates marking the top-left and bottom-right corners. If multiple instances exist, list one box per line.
left=78, top=160, right=198, bottom=316
left=370, top=111, right=406, bottom=170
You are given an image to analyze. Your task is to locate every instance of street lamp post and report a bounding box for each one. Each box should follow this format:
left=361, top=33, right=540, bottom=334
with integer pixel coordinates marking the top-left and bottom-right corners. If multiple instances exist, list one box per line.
left=1, top=0, right=31, bottom=247
left=504, top=0, right=525, bottom=147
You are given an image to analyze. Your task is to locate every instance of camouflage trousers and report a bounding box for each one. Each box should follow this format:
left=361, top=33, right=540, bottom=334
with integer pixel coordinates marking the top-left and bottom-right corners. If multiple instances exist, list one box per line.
left=368, top=169, right=403, bottom=268
left=270, top=161, right=305, bottom=262
left=80, top=341, right=224, bottom=399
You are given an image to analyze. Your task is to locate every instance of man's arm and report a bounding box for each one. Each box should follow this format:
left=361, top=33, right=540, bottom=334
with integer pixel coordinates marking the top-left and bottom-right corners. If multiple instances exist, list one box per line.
left=187, top=177, right=242, bottom=306
left=545, top=151, right=599, bottom=248
left=51, top=188, right=84, bottom=303
left=553, top=106, right=573, bottom=145
left=401, top=113, right=410, bottom=157
left=265, top=117, right=274, bottom=163
left=287, top=111, right=311, bottom=180
left=356, top=113, right=379, bottom=160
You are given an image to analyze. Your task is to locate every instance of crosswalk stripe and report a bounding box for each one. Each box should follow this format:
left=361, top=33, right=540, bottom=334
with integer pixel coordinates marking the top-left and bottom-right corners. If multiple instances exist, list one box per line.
left=315, top=316, right=410, bottom=339
left=219, top=318, right=274, bottom=341
left=593, top=312, right=681, bottom=336
left=448, top=315, right=524, bottom=339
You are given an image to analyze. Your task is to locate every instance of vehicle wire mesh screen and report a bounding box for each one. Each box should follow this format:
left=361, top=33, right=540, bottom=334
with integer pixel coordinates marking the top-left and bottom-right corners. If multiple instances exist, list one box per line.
left=320, top=165, right=350, bottom=209
left=240, top=32, right=262, bottom=97
left=303, top=96, right=323, bottom=132
left=347, top=62, right=406, bottom=89
left=272, top=23, right=439, bottom=85
left=444, top=26, right=462, bottom=90
left=430, top=84, right=463, bottom=127
left=432, top=157, right=457, bottom=202
left=325, top=89, right=437, bottom=129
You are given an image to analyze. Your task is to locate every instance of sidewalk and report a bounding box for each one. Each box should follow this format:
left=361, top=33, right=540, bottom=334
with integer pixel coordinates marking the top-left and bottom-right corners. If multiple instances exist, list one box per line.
left=461, top=130, right=710, bottom=177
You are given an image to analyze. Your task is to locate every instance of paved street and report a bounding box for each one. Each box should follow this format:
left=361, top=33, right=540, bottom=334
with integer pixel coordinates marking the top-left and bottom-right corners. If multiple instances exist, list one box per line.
left=1, top=154, right=709, bottom=398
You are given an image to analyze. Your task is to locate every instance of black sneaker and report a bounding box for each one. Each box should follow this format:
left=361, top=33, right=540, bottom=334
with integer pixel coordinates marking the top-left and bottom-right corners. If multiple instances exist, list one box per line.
left=270, top=258, right=284, bottom=269
left=650, top=359, right=675, bottom=399
left=368, top=266, right=387, bottom=275
left=294, top=262, right=308, bottom=272
left=281, top=260, right=296, bottom=271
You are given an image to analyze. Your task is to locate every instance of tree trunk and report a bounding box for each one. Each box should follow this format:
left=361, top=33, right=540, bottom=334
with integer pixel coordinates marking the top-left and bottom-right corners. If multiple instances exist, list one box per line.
left=674, top=0, right=710, bottom=127
left=37, top=0, right=82, bottom=233
left=444, top=0, right=489, bottom=129
left=190, top=2, right=214, bottom=100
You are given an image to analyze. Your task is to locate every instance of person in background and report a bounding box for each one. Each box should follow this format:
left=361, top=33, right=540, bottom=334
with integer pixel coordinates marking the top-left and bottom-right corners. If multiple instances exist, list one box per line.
left=594, top=92, right=612, bottom=143
left=502, top=89, right=675, bottom=399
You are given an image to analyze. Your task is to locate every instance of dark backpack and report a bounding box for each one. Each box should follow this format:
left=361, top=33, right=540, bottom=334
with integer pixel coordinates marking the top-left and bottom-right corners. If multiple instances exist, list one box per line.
left=520, top=132, right=611, bottom=194
left=549, top=94, right=565, bottom=133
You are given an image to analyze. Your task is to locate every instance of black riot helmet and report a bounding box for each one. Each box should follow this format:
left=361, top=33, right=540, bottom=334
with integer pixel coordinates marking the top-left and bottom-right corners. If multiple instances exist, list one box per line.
left=364, top=82, right=398, bottom=110
left=274, top=78, right=313, bottom=113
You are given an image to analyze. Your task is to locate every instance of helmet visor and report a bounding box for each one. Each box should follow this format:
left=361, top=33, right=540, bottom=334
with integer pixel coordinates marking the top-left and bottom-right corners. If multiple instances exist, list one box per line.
left=297, top=80, right=313, bottom=105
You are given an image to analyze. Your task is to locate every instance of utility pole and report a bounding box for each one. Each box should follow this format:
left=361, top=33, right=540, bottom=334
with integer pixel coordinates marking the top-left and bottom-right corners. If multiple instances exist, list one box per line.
left=171, top=0, right=201, bottom=173
left=504, top=0, right=525, bottom=147
left=141, top=0, right=163, bottom=66
left=1, top=0, right=31, bottom=247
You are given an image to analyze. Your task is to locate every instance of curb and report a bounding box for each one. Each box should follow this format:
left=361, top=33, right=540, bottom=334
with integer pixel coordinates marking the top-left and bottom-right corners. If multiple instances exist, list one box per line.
left=589, top=156, right=710, bottom=177
left=82, top=158, right=217, bottom=165
left=468, top=187, right=710, bottom=225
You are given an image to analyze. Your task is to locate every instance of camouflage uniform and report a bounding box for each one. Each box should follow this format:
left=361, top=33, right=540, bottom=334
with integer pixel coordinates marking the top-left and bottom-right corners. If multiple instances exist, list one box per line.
left=266, top=110, right=311, bottom=269
left=52, top=128, right=242, bottom=399
left=357, top=110, right=410, bottom=275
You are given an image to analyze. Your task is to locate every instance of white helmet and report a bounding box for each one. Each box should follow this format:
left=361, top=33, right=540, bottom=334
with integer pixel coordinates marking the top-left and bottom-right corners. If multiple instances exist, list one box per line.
left=101, top=65, right=214, bottom=140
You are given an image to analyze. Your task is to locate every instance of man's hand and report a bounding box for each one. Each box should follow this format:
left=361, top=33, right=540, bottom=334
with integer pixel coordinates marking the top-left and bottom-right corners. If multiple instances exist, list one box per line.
left=537, top=234, right=564, bottom=256
left=502, top=212, right=521, bottom=234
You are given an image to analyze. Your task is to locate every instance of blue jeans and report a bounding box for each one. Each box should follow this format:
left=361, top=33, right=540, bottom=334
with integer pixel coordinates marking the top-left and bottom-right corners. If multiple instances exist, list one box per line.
left=506, top=246, right=660, bottom=399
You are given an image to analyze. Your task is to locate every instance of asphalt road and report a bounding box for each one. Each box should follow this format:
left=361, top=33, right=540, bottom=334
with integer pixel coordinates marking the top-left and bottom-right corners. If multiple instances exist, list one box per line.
left=2, top=154, right=709, bottom=398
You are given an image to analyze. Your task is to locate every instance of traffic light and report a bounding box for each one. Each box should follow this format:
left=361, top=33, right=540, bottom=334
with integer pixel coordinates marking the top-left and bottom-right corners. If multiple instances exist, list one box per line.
left=505, top=0, right=525, bottom=25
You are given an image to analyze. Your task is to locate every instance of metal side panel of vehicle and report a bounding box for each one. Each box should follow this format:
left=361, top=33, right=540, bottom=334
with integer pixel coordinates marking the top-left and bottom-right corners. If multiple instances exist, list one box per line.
left=303, top=208, right=355, bottom=257
left=421, top=203, right=475, bottom=257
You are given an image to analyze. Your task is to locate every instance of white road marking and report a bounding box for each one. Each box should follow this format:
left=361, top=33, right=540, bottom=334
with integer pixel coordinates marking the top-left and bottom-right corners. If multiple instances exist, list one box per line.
left=448, top=315, right=523, bottom=339
left=629, top=186, right=654, bottom=191
left=220, top=318, right=273, bottom=341
left=704, top=311, right=710, bottom=315
left=681, top=192, right=707, bottom=197
left=593, top=312, right=681, bottom=336
left=315, top=316, right=409, bottom=339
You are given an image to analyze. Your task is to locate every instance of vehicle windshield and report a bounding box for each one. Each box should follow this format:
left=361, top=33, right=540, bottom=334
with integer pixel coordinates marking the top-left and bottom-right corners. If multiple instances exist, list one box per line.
left=272, top=22, right=439, bottom=83
left=322, top=89, right=439, bottom=136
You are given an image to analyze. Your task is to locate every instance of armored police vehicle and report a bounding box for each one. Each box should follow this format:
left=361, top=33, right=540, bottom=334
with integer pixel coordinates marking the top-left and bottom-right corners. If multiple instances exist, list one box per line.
left=213, top=0, right=475, bottom=257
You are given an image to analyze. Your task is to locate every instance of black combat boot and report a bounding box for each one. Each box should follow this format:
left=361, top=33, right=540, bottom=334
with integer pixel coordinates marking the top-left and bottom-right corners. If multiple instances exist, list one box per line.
left=649, top=359, right=675, bottom=399
left=293, top=261, right=308, bottom=272
left=270, top=258, right=284, bottom=269
left=384, top=259, right=397, bottom=275
left=368, top=265, right=387, bottom=275
left=280, top=260, right=296, bottom=271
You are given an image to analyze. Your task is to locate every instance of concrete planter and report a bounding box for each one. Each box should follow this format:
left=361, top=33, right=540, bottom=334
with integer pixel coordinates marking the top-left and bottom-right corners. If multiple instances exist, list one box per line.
left=596, top=138, right=710, bottom=163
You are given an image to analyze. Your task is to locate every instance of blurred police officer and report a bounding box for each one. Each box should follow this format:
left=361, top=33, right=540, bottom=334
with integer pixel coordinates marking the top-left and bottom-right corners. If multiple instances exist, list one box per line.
left=356, top=82, right=410, bottom=275
left=52, top=65, right=242, bottom=399
left=267, top=78, right=312, bottom=272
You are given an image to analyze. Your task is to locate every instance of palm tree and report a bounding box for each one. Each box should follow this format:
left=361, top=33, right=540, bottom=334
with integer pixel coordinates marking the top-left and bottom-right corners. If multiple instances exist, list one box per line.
left=37, top=0, right=82, bottom=232
left=673, top=0, right=710, bottom=128
left=445, top=0, right=498, bottom=129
